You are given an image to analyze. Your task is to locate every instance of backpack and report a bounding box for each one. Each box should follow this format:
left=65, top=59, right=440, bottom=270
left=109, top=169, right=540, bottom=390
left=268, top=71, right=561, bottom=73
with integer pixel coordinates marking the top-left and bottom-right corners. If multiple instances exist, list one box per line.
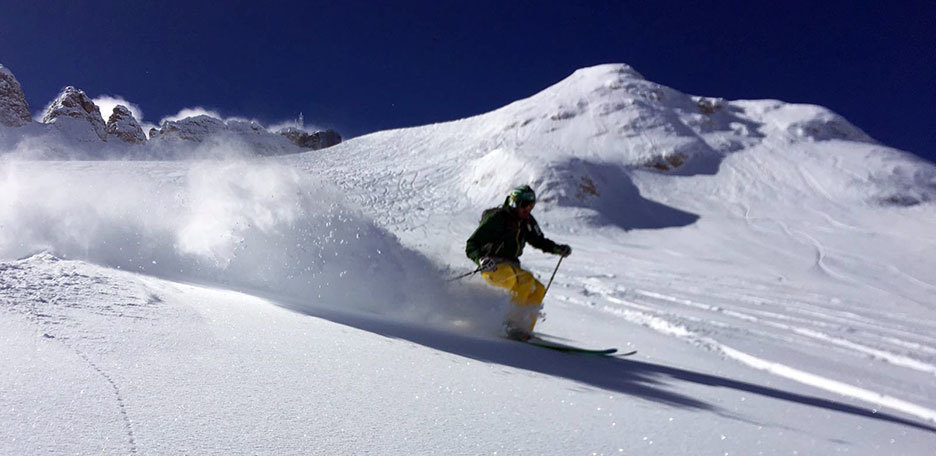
left=480, top=197, right=512, bottom=222
left=480, top=206, right=503, bottom=222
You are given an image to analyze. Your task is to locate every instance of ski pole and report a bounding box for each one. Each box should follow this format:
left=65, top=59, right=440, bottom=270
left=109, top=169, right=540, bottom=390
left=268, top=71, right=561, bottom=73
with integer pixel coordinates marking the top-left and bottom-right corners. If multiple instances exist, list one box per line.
left=543, top=256, right=564, bottom=296
left=449, top=240, right=504, bottom=282
left=447, top=266, right=481, bottom=282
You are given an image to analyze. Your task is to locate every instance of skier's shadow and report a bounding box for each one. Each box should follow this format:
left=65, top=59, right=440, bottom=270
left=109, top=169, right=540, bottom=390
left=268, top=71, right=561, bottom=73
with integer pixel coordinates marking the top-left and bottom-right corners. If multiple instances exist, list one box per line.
left=288, top=307, right=936, bottom=434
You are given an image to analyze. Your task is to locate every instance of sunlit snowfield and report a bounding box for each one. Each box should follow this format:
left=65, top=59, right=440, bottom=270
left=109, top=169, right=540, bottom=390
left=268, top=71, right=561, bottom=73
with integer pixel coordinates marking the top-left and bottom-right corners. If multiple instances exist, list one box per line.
left=2, top=65, right=935, bottom=454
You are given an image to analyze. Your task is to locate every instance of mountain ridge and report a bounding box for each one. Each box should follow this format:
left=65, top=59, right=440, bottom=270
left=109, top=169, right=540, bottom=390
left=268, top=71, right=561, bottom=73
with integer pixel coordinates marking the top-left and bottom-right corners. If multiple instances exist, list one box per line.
left=300, top=63, right=932, bottom=232
left=0, top=63, right=341, bottom=157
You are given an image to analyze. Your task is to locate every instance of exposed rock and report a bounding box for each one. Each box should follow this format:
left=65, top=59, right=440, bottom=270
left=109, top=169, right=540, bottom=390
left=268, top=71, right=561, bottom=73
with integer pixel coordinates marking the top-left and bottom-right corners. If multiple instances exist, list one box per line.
left=150, top=115, right=226, bottom=141
left=226, top=118, right=269, bottom=136
left=41, top=86, right=108, bottom=141
left=694, top=97, right=724, bottom=115
left=278, top=127, right=342, bottom=150
left=642, top=152, right=689, bottom=171
left=0, top=64, right=32, bottom=127
left=105, top=105, right=147, bottom=144
left=148, top=115, right=301, bottom=155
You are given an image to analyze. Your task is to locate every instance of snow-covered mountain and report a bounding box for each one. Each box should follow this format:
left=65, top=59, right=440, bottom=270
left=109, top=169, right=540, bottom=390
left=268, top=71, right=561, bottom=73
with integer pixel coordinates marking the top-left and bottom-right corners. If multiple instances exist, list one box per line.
left=0, top=64, right=342, bottom=159
left=2, top=64, right=935, bottom=454
left=41, top=86, right=110, bottom=142
left=303, top=64, right=932, bottom=231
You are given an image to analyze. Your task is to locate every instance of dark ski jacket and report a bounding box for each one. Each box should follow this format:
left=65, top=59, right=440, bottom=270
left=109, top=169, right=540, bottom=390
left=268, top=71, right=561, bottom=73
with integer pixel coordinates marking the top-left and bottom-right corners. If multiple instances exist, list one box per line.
left=465, top=205, right=560, bottom=265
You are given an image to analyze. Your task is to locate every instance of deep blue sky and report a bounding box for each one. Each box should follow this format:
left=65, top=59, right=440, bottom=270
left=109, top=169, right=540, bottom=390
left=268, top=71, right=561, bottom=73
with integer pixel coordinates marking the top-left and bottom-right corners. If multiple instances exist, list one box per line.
left=1, top=0, right=933, bottom=160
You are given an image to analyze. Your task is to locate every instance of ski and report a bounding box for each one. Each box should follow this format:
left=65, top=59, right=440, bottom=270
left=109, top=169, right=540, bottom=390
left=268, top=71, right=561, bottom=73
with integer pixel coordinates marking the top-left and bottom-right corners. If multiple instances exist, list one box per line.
left=525, top=339, right=617, bottom=355
left=612, top=349, right=638, bottom=358
left=515, top=337, right=631, bottom=356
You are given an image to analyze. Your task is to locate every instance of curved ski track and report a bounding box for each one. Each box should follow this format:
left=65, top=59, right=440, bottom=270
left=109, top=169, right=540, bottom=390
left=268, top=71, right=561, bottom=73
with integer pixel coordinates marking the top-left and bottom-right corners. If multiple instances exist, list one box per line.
left=566, top=276, right=936, bottom=423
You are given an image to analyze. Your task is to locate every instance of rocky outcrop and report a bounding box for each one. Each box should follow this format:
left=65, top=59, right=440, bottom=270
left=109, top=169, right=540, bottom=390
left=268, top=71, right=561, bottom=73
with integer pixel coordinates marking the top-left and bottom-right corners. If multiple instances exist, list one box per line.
left=147, top=115, right=300, bottom=155
left=227, top=119, right=269, bottom=137
left=279, top=127, right=342, bottom=150
left=41, top=86, right=108, bottom=141
left=105, top=105, right=147, bottom=144
left=0, top=64, right=32, bottom=127
left=149, top=115, right=226, bottom=142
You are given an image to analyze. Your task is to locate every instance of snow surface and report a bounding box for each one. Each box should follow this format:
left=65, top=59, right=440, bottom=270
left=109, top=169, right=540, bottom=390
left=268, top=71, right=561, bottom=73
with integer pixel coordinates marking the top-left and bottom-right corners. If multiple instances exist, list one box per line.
left=2, top=64, right=935, bottom=454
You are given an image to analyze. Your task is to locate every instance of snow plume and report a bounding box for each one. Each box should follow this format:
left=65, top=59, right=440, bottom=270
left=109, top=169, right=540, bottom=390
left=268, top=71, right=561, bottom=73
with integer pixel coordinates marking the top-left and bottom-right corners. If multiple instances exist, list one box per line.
left=266, top=118, right=326, bottom=134
left=0, top=123, right=281, bottom=160
left=0, top=134, right=68, bottom=160
left=159, top=106, right=223, bottom=124
left=0, top=156, right=499, bottom=329
left=91, top=94, right=144, bottom=123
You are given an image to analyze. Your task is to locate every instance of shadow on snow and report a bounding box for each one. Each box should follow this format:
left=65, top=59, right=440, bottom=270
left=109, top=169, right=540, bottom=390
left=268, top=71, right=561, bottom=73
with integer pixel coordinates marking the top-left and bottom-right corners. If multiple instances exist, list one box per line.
left=279, top=302, right=936, bottom=435
left=547, top=159, right=700, bottom=230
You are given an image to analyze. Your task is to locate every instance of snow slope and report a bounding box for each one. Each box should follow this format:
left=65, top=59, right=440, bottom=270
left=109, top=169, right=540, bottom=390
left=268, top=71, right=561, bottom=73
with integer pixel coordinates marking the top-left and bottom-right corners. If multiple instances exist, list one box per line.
left=2, top=64, right=935, bottom=454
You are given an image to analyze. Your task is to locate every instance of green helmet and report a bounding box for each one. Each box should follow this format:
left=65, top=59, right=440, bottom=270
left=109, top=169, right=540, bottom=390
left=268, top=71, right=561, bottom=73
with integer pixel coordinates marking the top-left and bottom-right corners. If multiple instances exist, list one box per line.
left=506, top=185, right=536, bottom=208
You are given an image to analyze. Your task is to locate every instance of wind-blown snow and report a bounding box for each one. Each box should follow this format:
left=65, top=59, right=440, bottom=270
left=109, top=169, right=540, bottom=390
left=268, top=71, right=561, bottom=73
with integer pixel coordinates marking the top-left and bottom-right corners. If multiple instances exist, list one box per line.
left=2, top=63, right=935, bottom=454
left=159, top=106, right=223, bottom=124
left=92, top=94, right=145, bottom=125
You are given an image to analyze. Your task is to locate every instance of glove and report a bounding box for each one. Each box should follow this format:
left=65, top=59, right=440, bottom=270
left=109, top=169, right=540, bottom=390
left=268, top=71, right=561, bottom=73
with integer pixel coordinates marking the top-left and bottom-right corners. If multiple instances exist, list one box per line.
left=479, top=257, right=498, bottom=272
left=554, top=244, right=572, bottom=257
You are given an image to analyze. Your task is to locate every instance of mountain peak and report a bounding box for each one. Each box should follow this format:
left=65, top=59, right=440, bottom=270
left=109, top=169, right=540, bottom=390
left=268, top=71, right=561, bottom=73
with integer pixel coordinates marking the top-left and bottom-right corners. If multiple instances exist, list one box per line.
left=106, top=104, right=147, bottom=144
left=0, top=63, right=32, bottom=127
left=41, top=86, right=108, bottom=141
left=569, top=63, right=647, bottom=81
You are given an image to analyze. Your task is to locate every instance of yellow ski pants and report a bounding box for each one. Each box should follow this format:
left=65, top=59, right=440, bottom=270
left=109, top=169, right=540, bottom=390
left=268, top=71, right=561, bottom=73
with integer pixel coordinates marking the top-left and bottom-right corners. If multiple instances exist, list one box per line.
left=481, top=262, right=546, bottom=331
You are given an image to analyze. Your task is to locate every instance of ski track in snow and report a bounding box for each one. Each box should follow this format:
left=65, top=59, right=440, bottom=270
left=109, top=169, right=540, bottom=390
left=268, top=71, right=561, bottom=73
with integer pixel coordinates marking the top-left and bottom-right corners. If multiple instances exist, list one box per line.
left=630, top=289, right=936, bottom=375
left=565, top=277, right=936, bottom=423
left=67, top=346, right=138, bottom=455
left=0, top=256, right=144, bottom=454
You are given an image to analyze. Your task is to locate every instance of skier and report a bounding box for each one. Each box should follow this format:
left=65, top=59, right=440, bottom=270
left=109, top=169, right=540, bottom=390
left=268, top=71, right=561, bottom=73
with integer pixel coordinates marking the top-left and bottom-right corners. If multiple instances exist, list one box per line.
left=465, top=185, right=572, bottom=339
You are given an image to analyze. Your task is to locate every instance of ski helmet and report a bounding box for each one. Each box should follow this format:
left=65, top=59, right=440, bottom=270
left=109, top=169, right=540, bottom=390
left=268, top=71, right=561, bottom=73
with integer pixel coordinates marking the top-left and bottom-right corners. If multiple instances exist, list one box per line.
left=507, top=185, right=536, bottom=208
